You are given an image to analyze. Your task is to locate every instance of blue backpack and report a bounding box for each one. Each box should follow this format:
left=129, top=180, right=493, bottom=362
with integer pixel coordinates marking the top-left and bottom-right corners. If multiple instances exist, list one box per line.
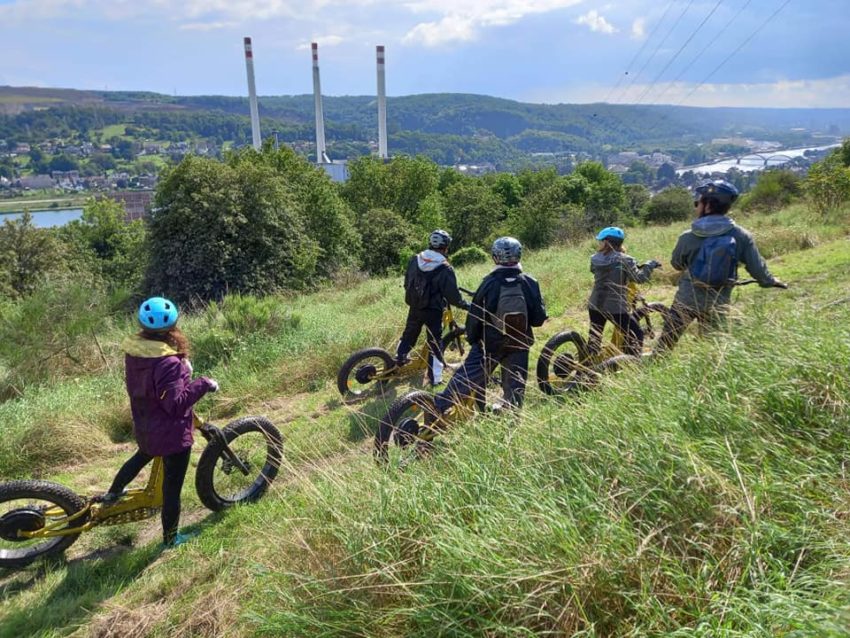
left=690, top=232, right=738, bottom=287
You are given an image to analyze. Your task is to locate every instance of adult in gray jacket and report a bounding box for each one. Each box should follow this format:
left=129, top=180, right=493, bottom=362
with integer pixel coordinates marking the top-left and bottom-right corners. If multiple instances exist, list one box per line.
left=656, top=179, right=787, bottom=352
left=588, top=226, right=661, bottom=357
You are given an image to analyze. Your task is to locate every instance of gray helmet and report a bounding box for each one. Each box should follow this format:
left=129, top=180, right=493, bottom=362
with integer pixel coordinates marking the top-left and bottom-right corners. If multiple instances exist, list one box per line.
left=429, top=229, right=452, bottom=250
left=491, top=236, right=522, bottom=265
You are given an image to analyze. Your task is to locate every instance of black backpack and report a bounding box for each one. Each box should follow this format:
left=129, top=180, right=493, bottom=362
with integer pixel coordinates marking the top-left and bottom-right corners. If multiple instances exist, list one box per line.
left=405, top=267, right=436, bottom=310
left=494, top=277, right=530, bottom=352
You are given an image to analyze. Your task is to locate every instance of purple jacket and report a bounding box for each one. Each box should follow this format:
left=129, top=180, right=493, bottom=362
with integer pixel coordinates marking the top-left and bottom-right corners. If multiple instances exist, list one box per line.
left=122, top=335, right=214, bottom=457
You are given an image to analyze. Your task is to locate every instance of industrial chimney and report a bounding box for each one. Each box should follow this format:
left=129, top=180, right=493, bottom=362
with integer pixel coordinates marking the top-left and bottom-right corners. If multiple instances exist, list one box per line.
left=312, top=43, right=329, bottom=163
left=243, top=37, right=262, bottom=150
left=376, top=45, right=388, bottom=160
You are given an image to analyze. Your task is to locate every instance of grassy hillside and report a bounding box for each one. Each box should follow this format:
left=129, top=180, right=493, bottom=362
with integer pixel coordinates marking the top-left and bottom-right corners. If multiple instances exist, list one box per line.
left=0, top=205, right=849, bottom=636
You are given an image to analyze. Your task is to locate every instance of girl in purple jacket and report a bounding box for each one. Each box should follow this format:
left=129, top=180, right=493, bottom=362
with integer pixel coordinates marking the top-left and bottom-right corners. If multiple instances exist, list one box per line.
left=104, top=297, right=218, bottom=546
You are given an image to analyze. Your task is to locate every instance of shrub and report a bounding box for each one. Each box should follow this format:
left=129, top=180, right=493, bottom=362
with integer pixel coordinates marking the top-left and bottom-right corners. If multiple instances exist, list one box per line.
left=806, top=159, right=850, bottom=217
left=643, top=186, right=692, bottom=224
left=0, top=212, right=65, bottom=299
left=146, top=155, right=319, bottom=302
left=0, top=275, right=128, bottom=398
left=59, top=198, right=148, bottom=294
left=357, top=208, right=418, bottom=275
left=192, top=293, right=301, bottom=369
left=739, top=170, right=801, bottom=213
left=450, top=246, right=489, bottom=267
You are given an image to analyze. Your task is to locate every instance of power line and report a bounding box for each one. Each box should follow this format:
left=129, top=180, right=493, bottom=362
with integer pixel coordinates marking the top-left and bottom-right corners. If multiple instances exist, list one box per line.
left=616, top=0, right=697, bottom=104
left=600, top=0, right=677, bottom=105
left=651, top=0, right=753, bottom=105
left=634, top=0, right=726, bottom=105
left=678, top=0, right=794, bottom=106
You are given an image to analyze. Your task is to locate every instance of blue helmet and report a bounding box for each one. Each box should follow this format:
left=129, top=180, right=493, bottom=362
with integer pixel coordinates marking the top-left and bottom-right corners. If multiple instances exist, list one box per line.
left=138, top=297, right=179, bottom=332
left=596, top=226, right=625, bottom=242
left=491, top=236, right=522, bottom=265
left=695, top=179, right=739, bottom=205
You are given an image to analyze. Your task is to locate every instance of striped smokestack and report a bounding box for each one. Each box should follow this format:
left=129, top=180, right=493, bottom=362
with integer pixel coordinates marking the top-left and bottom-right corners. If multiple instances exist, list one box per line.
left=243, top=37, right=262, bottom=150
left=312, top=42, right=328, bottom=163
left=376, top=45, right=388, bottom=160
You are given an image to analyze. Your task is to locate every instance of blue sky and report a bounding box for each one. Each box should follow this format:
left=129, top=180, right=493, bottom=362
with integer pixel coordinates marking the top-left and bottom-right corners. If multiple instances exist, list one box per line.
left=1, top=0, right=848, bottom=107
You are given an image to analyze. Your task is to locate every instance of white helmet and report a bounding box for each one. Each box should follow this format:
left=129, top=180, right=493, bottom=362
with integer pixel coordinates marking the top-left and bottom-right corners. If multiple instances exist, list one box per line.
left=429, top=229, right=452, bottom=250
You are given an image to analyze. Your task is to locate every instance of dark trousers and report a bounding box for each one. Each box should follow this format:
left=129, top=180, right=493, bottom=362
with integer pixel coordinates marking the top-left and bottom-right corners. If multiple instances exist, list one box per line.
left=108, top=448, right=192, bottom=544
left=397, top=308, right=444, bottom=383
left=435, top=343, right=529, bottom=413
left=655, top=303, right=728, bottom=354
left=588, top=309, right=644, bottom=357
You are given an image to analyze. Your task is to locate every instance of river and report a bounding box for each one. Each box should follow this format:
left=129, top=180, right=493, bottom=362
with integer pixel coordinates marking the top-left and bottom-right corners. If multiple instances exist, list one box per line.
left=0, top=208, right=83, bottom=228
left=677, top=143, right=840, bottom=175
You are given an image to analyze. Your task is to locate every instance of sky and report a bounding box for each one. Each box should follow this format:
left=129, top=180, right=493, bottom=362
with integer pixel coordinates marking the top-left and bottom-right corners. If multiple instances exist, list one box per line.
left=1, top=0, right=848, bottom=108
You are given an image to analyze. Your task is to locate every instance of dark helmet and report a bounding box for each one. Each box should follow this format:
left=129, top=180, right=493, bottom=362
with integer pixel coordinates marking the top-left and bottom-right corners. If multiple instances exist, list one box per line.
left=491, top=236, right=522, bottom=265
left=428, top=229, right=452, bottom=250
left=695, top=179, right=739, bottom=205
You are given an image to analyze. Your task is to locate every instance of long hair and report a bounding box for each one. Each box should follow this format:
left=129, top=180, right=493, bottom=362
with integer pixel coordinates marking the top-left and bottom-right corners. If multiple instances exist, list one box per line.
left=139, top=326, right=190, bottom=357
left=599, top=238, right=625, bottom=254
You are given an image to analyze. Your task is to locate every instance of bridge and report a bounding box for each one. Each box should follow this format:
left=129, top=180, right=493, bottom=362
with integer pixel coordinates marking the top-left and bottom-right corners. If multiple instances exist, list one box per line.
left=735, top=153, right=796, bottom=167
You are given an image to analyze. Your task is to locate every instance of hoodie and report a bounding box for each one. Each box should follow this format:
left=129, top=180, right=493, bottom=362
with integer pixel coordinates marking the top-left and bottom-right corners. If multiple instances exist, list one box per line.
left=404, top=250, right=468, bottom=311
left=587, top=251, right=654, bottom=315
left=670, top=215, right=776, bottom=311
left=122, top=334, right=215, bottom=457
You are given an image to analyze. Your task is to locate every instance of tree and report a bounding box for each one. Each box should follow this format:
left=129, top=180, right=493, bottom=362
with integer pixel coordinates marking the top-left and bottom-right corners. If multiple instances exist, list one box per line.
left=574, top=161, right=626, bottom=227
left=90, top=153, right=117, bottom=172
left=0, top=212, right=65, bottom=298
left=146, top=155, right=319, bottom=302
left=48, top=154, right=79, bottom=172
left=356, top=208, right=417, bottom=275
left=59, top=198, right=148, bottom=293
left=486, top=172, right=524, bottom=208
left=655, top=162, right=678, bottom=187
left=444, top=178, right=506, bottom=249
left=621, top=161, right=654, bottom=186
left=252, top=146, right=360, bottom=278
left=643, top=187, right=692, bottom=224
left=624, top=184, right=651, bottom=220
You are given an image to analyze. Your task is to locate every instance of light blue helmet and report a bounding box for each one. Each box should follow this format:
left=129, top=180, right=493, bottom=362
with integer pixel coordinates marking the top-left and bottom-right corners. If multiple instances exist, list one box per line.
left=138, top=297, right=179, bottom=332
left=596, top=226, right=625, bottom=242
left=491, top=236, right=522, bottom=265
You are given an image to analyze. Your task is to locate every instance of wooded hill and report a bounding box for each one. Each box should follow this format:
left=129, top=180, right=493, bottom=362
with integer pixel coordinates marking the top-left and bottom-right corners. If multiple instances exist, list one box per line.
left=2, top=86, right=850, bottom=167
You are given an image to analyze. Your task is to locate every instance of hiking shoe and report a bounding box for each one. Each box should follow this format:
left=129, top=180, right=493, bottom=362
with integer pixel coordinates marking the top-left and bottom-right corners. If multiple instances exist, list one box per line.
left=163, top=531, right=199, bottom=548
left=96, top=491, right=124, bottom=505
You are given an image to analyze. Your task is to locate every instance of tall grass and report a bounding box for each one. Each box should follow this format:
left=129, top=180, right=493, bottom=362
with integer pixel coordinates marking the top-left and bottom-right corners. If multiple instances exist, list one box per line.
left=239, top=289, right=850, bottom=636
left=0, top=206, right=847, bottom=636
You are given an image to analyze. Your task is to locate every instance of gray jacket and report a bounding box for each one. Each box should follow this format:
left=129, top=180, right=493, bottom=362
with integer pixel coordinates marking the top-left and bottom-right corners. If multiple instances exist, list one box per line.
left=588, top=252, right=654, bottom=315
left=671, top=215, right=776, bottom=311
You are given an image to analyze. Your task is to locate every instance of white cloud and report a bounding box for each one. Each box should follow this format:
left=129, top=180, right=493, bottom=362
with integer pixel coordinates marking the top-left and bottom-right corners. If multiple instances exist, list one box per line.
left=179, top=21, right=238, bottom=31
left=528, top=74, right=850, bottom=109
left=631, top=17, right=645, bottom=40
left=574, top=9, right=617, bottom=35
left=402, top=0, right=583, bottom=47
left=295, top=35, right=345, bottom=50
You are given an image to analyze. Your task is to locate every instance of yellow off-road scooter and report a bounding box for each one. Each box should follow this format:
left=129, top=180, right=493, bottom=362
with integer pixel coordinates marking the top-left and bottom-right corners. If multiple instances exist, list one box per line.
left=0, top=415, right=283, bottom=569
left=336, top=291, right=473, bottom=400
left=536, top=278, right=670, bottom=396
